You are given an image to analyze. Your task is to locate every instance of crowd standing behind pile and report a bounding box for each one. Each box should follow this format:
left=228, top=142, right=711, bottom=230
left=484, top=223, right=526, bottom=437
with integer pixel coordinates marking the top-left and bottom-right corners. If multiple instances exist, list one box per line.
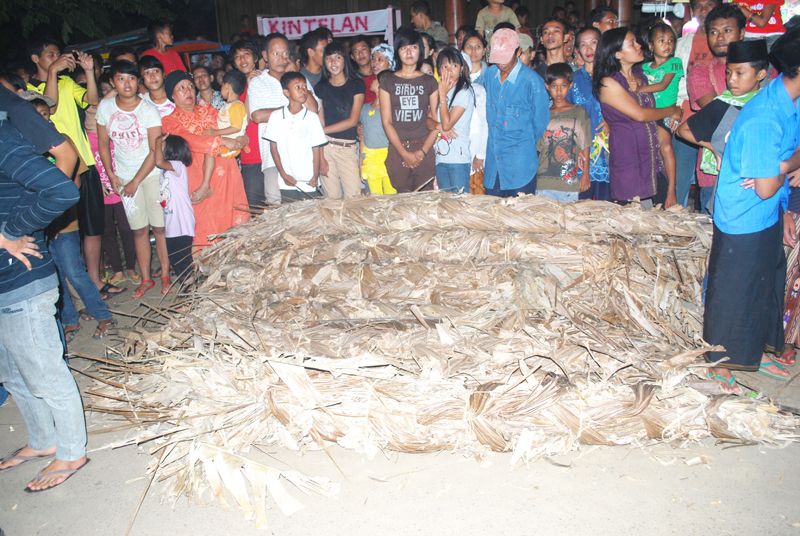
left=0, top=0, right=799, bottom=493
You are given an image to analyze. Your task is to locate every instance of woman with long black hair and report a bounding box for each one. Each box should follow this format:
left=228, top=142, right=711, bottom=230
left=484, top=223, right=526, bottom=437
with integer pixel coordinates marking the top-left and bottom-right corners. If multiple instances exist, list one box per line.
left=592, top=27, right=681, bottom=208
left=430, top=47, right=474, bottom=193
left=379, top=26, right=439, bottom=192
left=315, top=41, right=365, bottom=199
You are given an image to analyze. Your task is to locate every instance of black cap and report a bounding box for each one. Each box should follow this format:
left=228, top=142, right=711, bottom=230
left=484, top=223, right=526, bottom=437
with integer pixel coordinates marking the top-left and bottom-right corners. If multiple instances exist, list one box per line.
left=769, top=15, right=800, bottom=72
left=164, top=70, right=193, bottom=102
left=727, top=39, right=768, bottom=65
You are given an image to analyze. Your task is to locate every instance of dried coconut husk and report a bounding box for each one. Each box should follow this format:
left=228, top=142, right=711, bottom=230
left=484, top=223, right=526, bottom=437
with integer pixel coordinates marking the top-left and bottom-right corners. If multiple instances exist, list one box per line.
left=86, top=192, right=800, bottom=529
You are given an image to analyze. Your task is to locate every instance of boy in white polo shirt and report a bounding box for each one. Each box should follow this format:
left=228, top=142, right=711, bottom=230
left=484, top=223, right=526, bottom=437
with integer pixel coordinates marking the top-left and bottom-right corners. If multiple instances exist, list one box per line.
left=264, top=72, right=327, bottom=201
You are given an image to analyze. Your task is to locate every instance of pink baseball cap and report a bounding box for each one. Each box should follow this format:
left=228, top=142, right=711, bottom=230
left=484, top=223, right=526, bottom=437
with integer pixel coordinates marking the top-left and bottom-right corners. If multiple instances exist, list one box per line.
left=489, top=29, right=519, bottom=64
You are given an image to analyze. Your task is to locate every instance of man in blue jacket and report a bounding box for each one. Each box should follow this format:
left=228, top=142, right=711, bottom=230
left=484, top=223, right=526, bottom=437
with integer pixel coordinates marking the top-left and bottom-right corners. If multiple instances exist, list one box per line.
left=0, top=110, right=89, bottom=492
left=484, top=28, right=550, bottom=197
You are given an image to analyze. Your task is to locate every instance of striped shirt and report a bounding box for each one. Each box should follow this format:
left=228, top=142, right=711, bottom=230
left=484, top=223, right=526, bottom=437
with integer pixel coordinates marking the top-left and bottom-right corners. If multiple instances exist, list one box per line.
left=0, top=120, right=80, bottom=304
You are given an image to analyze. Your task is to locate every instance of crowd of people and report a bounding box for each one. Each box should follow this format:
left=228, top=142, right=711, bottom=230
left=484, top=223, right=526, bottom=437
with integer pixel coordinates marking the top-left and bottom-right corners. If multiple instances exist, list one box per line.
left=0, top=0, right=798, bottom=492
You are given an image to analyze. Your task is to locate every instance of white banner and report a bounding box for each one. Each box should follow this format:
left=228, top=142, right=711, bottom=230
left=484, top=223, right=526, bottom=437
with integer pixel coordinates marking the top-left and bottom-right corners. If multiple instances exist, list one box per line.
left=258, top=8, right=392, bottom=40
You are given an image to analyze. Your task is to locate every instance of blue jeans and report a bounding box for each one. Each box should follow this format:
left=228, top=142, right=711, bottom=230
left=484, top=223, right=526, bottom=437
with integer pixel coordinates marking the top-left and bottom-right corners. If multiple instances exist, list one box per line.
left=700, top=186, right=714, bottom=215
left=49, top=231, right=111, bottom=326
left=436, top=163, right=471, bottom=193
left=484, top=173, right=537, bottom=197
left=673, top=135, right=699, bottom=208
left=578, top=181, right=611, bottom=201
left=0, top=287, right=87, bottom=460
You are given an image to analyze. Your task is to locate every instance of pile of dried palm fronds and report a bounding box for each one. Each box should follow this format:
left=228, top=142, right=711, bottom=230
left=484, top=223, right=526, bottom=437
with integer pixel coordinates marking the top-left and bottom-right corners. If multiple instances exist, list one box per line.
left=85, top=192, right=800, bottom=529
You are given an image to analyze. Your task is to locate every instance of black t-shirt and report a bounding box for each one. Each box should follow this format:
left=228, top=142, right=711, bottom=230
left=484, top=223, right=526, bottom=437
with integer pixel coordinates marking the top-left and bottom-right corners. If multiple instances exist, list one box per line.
left=685, top=96, right=749, bottom=165
left=0, top=87, right=65, bottom=154
left=314, top=77, right=365, bottom=141
left=685, top=98, right=741, bottom=145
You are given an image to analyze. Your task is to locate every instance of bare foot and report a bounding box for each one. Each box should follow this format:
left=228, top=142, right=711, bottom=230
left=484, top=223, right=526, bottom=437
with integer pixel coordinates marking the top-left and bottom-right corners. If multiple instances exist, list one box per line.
left=26, top=456, right=88, bottom=491
left=708, top=367, right=740, bottom=394
left=0, top=445, right=56, bottom=470
left=190, top=185, right=214, bottom=204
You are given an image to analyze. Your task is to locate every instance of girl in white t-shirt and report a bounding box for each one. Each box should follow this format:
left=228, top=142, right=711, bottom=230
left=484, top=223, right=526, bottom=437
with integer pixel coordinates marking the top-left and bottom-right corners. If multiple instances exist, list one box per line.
left=154, top=133, right=196, bottom=283
left=96, top=59, right=169, bottom=298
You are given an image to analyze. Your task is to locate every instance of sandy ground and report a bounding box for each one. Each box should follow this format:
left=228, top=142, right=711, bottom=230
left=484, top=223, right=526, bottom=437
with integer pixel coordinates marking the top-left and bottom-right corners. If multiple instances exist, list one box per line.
left=2, top=287, right=800, bottom=535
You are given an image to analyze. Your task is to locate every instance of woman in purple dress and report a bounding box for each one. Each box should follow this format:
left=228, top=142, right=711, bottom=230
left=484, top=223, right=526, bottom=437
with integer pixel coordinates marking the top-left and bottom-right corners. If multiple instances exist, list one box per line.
left=592, top=28, right=682, bottom=208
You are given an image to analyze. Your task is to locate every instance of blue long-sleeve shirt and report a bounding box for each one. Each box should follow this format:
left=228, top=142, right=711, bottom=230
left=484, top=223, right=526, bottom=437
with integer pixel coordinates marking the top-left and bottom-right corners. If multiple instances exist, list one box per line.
left=713, top=75, right=799, bottom=235
left=484, top=61, right=550, bottom=191
left=0, top=118, right=80, bottom=305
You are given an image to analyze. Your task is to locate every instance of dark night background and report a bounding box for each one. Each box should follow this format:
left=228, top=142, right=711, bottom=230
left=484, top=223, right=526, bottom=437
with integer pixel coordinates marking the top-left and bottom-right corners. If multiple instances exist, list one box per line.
left=0, top=0, right=217, bottom=67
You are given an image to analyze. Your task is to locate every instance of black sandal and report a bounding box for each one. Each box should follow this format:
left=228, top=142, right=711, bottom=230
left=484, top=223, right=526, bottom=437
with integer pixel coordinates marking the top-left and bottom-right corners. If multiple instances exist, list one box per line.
left=98, top=282, right=126, bottom=295
left=64, top=324, right=82, bottom=343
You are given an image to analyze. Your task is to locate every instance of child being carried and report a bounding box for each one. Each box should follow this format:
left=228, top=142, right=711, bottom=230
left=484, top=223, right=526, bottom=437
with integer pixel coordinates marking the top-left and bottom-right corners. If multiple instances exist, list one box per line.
left=203, top=70, right=249, bottom=158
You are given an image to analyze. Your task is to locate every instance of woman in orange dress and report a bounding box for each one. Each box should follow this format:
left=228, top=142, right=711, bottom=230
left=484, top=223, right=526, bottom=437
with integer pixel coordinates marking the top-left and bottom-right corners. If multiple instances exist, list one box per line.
left=161, top=71, right=250, bottom=247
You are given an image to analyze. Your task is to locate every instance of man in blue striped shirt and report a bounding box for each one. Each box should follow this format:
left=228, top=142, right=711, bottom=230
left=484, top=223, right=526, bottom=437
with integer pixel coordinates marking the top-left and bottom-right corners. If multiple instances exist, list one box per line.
left=0, top=114, right=90, bottom=492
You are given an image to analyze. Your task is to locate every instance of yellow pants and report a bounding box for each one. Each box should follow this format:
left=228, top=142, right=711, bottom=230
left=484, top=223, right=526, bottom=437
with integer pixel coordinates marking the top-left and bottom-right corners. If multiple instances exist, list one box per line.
left=362, top=147, right=396, bottom=195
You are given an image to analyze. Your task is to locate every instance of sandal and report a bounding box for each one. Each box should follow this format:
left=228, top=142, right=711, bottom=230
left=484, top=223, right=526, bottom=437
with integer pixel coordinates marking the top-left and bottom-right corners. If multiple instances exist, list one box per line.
left=132, top=280, right=155, bottom=299
left=99, top=282, right=126, bottom=295
left=63, top=323, right=82, bottom=343
left=107, top=274, right=127, bottom=286
left=161, top=276, right=174, bottom=295
left=151, top=266, right=162, bottom=278
left=93, top=318, right=118, bottom=339
left=707, top=373, right=740, bottom=393
left=1, top=447, right=54, bottom=471
left=128, top=272, right=142, bottom=284
left=759, top=360, right=791, bottom=381
left=774, top=348, right=797, bottom=366
left=25, top=458, right=91, bottom=493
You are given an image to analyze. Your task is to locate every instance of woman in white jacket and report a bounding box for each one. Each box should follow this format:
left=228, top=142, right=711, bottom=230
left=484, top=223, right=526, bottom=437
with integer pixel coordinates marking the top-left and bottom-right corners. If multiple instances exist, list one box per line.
left=462, top=52, right=488, bottom=194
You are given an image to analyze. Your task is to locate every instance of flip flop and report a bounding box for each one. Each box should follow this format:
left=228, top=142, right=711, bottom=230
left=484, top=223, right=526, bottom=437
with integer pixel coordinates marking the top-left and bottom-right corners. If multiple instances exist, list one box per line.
left=707, top=373, right=740, bottom=392
left=63, top=323, right=82, bottom=343
left=0, top=447, right=54, bottom=471
left=99, top=282, right=126, bottom=295
left=774, top=348, right=797, bottom=366
left=758, top=360, right=791, bottom=381
left=93, top=318, right=119, bottom=340
left=78, top=309, right=94, bottom=322
left=24, top=458, right=91, bottom=493
left=128, top=272, right=142, bottom=284
left=107, top=275, right=127, bottom=286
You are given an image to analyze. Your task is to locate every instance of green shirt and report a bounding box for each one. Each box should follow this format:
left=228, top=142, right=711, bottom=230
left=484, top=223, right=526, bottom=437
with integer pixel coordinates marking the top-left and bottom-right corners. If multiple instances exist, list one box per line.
left=422, top=23, right=449, bottom=44
left=642, top=57, right=684, bottom=108
left=475, top=6, right=520, bottom=44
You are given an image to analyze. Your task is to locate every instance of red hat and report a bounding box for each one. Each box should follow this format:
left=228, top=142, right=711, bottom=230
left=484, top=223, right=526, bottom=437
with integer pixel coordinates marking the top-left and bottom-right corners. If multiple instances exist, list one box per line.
left=489, top=29, right=519, bottom=64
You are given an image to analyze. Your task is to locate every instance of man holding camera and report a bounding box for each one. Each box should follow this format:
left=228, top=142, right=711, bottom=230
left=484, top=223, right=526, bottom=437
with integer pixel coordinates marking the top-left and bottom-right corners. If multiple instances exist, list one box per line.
left=27, top=39, right=118, bottom=298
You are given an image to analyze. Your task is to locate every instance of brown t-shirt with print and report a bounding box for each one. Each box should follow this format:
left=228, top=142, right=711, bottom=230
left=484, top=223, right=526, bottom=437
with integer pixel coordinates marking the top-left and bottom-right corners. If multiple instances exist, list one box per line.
left=379, top=72, right=438, bottom=142
left=536, top=104, right=591, bottom=192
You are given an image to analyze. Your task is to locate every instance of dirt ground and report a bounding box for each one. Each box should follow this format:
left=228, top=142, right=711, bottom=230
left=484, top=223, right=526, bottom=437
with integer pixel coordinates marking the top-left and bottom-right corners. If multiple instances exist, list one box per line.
left=2, top=285, right=800, bottom=535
